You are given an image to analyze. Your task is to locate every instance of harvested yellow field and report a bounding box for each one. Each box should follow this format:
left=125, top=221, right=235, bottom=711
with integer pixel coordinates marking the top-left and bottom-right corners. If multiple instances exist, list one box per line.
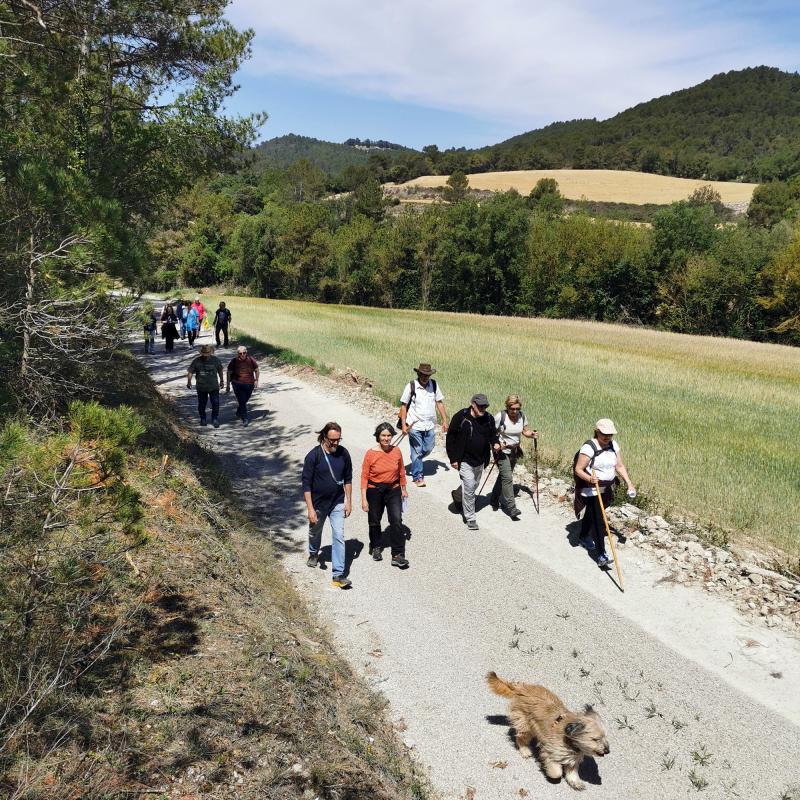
left=403, top=169, right=759, bottom=205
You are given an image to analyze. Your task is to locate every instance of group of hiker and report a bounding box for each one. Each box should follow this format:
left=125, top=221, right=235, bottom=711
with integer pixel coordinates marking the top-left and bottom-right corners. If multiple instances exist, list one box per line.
left=303, top=362, right=636, bottom=589
left=143, top=297, right=232, bottom=353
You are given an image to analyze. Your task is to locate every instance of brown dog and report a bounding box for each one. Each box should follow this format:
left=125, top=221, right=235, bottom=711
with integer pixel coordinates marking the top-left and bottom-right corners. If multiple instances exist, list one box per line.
left=487, top=671, right=609, bottom=791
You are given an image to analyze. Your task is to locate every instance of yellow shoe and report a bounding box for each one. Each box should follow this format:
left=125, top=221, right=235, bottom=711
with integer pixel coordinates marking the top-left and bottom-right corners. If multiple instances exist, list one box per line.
left=332, top=576, right=352, bottom=589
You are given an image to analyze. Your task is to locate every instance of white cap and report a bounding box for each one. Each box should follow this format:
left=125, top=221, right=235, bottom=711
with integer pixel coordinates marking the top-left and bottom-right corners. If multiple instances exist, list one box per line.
left=595, top=418, right=618, bottom=435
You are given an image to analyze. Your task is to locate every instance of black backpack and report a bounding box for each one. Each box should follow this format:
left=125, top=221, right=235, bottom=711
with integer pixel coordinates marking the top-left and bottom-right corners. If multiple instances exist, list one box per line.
left=572, top=439, right=614, bottom=491
left=397, top=379, right=437, bottom=426
left=497, top=409, right=526, bottom=433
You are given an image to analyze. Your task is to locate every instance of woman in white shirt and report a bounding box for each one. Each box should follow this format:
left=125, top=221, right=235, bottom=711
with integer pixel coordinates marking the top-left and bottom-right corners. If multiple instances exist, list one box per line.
left=574, top=418, right=636, bottom=568
left=490, top=395, right=538, bottom=520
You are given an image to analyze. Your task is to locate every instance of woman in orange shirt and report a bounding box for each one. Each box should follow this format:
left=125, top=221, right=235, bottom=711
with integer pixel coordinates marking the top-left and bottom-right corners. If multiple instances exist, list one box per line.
left=361, top=422, right=409, bottom=568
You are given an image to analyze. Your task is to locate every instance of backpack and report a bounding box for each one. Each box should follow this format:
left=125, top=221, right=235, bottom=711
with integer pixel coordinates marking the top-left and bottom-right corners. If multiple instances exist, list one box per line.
left=397, top=379, right=437, bottom=427
left=572, top=439, right=614, bottom=491
left=497, top=410, right=526, bottom=433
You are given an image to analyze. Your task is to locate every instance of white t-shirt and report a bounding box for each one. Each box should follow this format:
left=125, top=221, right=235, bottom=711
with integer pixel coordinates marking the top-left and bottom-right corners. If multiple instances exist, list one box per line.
left=400, top=379, right=444, bottom=431
left=579, top=439, right=620, bottom=497
left=495, top=411, right=526, bottom=453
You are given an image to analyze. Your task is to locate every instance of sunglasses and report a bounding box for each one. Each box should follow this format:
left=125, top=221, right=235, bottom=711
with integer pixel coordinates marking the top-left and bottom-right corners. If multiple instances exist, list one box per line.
left=508, top=406, right=522, bottom=411
left=326, top=436, right=342, bottom=444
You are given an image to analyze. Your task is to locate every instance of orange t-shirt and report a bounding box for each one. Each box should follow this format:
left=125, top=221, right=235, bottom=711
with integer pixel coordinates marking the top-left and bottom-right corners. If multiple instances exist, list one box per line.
left=361, top=447, right=406, bottom=489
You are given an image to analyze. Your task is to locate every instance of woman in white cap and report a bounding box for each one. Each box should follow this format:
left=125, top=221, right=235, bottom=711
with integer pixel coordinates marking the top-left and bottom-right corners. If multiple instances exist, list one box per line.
left=573, top=419, right=635, bottom=568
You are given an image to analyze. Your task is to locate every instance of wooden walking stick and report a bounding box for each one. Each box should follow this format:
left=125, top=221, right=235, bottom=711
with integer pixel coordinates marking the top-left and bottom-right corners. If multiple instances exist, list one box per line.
left=391, top=421, right=415, bottom=448
left=478, top=457, right=498, bottom=494
left=592, top=472, right=624, bottom=591
left=532, top=431, right=540, bottom=514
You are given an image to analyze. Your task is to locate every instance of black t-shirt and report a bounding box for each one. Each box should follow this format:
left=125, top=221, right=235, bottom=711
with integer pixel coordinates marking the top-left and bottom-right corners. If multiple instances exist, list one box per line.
left=302, top=445, right=353, bottom=510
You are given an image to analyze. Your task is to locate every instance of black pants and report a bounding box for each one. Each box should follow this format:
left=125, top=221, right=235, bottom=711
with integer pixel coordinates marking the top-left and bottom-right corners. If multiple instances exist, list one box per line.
left=197, top=390, right=219, bottom=421
left=581, top=495, right=608, bottom=555
left=366, top=484, right=404, bottom=556
left=187, top=329, right=197, bottom=346
left=215, top=323, right=229, bottom=347
left=232, top=381, right=254, bottom=419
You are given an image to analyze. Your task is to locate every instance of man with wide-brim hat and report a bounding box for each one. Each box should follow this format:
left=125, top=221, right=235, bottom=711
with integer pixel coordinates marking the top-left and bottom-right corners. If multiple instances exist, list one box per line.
left=398, top=363, right=448, bottom=487
left=187, top=344, right=224, bottom=428
left=446, top=393, right=501, bottom=530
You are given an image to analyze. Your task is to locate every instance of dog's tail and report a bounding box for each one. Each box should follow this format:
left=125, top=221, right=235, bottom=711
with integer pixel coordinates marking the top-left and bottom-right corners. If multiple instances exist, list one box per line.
left=487, top=671, right=518, bottom=697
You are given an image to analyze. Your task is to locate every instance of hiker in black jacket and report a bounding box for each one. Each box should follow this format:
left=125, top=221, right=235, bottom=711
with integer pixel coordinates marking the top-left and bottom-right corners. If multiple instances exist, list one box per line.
left=446, top=393, right=501, bottom=530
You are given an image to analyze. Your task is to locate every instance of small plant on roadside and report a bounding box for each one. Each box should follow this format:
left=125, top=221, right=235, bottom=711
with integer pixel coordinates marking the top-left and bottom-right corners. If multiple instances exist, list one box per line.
left=691, top=744, right=713, bottom=766
left=672, top=718, right=687, bottom=733
left=644, top=701, right=662, bottom=719
left=661, top=751, right=676, bottom=771
left=689, top=769, right=709, bottom=791
left=614, top=715, right=634, bottom=731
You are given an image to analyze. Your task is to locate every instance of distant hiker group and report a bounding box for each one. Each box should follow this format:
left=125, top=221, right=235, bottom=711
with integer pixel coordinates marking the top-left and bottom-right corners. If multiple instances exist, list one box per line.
left=302, top=362, right=636, bottom=590
left=142, top=297, right=232, bottom=353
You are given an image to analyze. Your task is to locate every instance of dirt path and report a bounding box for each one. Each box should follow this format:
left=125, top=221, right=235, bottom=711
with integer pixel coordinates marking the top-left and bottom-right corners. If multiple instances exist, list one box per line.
left=141, top=332, right=799, bottom=800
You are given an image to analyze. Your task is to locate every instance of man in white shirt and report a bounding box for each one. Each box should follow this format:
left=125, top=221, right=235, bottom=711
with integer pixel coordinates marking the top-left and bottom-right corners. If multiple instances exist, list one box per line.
left=398, top=363, right=448, bottom=487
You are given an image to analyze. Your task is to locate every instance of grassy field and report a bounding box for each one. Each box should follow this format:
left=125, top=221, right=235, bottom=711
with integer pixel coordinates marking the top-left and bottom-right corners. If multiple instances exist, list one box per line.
left=402, top=169, right=759, bottom=206
left=215, top=297, right=800, bottom=559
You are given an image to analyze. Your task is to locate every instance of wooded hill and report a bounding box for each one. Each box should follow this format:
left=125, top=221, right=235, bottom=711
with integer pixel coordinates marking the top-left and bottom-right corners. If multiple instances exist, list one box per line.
left=253, top=67, right=800, bottom=184
left=251, top=133, right=413, bottom=174
left=469, top=67, right=800, bottom=181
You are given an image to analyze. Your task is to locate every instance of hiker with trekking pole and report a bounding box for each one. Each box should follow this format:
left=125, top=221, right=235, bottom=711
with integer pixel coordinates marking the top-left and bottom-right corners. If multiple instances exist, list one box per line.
left=573, top=419, right=636, bottom=570
left=447, top=394, right=501, bottom=531
left=489, top=394, right=538, bottom=521
left=398, top=363, right=448, bottom=488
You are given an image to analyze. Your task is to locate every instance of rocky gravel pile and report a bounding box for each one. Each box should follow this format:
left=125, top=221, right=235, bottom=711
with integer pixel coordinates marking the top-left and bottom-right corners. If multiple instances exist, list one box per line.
left=533, top=471, right=800, bottom=635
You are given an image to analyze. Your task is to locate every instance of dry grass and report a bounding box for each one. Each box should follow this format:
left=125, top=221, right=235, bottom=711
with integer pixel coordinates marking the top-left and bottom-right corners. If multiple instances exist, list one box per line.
left=214, top=297, right=800, bottom=559
left=401, top=170, right=759, bottom=205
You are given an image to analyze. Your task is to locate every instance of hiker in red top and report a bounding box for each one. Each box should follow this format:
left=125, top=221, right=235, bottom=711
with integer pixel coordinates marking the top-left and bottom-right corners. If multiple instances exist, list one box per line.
left=191, top=297, right=206, bottom=329
left=361, top=423, right=409, bottom=568
left=226, top=345, right=259, bottom=426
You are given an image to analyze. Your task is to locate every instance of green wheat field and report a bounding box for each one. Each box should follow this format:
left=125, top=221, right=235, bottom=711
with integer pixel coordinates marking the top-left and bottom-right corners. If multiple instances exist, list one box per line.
left=213, top=296, right=800, bottom=558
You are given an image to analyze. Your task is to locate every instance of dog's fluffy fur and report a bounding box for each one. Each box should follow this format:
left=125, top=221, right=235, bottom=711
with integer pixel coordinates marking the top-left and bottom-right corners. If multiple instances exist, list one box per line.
left=487, top=671, right=610, bottom=791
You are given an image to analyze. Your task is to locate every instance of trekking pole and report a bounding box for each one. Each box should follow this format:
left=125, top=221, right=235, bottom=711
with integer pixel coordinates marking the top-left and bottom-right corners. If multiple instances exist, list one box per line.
left=532, top=431, right=540, bottom=515
left=593, top=472, right=624, bottom=591
left=478, top=457, right=498, bottom=494
left=391, top=421, right=414, bottom=448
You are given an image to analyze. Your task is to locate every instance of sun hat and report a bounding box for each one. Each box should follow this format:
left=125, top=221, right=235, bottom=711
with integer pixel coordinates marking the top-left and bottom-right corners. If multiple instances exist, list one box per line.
left=414, top=362, right=436, bottom=376
left=471, top=393, right=490, bottom=407
left=199, top=344, right=214, bottom=355
left=595, top=418, right=618, bottom=435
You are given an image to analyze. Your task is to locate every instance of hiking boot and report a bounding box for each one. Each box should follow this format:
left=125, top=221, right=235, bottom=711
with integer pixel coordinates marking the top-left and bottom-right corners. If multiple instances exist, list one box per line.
left=510, top=511, right=521, bottom=521
left=466, top=519, right=479, bottom=531
left=332, top=575, right=352, bottom=589
left=371, top=547, right=383, bottom=562
left=596, top=553, right=612, bottom=569
left=391, top=554, right=409, bottom=569
left=199, top=416, right=207, bottom=426
left=212, top=418, right=220, bottom=428
left=306, top=553, right=318, bottom=568
left=414, top=478, right=426, bottom=487
left=242, top=417, right=249, bottom=427
left=490, top=495, right=500, bottom=511
left=451, top=489, right=462, bottom=507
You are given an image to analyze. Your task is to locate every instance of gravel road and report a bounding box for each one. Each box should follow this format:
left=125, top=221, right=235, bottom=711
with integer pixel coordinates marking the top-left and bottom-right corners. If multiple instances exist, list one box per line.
left=142, top=333, right=800, bottom=800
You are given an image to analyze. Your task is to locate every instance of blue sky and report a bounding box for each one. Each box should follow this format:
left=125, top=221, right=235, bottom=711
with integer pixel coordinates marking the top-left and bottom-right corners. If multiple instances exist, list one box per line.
left=225, top=0, right=800, bottom=150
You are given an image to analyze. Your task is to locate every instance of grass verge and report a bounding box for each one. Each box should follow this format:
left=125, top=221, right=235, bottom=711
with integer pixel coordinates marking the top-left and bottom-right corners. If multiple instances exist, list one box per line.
left=209, top=296, right=800, bottom=562
left=0, top=349, right=431, bottom=800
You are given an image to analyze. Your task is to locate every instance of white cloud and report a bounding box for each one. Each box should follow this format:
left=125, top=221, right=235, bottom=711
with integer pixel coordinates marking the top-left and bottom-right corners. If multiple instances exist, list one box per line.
left=227, top=0, right=797, bottom=128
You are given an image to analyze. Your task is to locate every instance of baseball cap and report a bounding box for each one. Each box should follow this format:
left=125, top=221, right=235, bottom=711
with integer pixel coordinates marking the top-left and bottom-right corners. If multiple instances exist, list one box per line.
left=471, top=393, right=490, bottom=407
left=595, top=418, right=618, bottom=435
